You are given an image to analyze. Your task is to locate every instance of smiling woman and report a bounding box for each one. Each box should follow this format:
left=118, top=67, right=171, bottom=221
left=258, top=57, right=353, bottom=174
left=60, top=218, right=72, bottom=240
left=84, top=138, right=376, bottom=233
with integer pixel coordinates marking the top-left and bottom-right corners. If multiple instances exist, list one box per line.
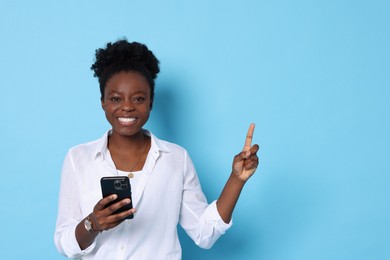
left=54, top=39, right=259, bottom=260
left=102, top=71, right=152, bottom=140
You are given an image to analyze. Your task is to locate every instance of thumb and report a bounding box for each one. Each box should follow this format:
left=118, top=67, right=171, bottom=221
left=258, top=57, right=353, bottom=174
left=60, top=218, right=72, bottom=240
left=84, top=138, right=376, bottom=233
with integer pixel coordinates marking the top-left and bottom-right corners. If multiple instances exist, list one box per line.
left=234, top=150, right=251, bottom=164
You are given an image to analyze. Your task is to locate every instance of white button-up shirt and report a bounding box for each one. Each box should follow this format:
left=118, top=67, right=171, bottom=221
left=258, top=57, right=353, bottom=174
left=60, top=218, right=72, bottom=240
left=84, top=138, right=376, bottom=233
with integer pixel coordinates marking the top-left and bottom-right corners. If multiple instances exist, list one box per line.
left=54, top=130, right=232, bottom=259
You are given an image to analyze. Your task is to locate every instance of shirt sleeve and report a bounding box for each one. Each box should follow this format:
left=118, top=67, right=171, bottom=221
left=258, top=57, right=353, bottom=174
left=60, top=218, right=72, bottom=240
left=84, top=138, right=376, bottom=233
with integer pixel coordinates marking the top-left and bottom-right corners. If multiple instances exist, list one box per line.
left=179, top=151, right=232, bottom=249
left=54, top=150, right=97, bottom=258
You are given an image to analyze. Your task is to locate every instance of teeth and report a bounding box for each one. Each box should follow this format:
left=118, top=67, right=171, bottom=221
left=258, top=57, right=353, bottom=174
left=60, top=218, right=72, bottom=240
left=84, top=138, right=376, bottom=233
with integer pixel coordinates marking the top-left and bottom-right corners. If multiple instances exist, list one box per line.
left=118, top=117, right=136, bottom=123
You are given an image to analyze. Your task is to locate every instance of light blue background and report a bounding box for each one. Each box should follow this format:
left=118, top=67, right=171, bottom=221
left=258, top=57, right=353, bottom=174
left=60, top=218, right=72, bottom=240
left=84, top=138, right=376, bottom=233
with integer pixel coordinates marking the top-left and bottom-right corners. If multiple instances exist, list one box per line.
left=1, top=0, right=389, bottom=259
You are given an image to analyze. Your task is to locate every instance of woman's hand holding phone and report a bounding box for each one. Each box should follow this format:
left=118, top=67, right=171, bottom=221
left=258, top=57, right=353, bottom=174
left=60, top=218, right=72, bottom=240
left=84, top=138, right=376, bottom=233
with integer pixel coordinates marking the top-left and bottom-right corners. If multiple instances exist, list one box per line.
left=89, top=194, right=136, bottom=232
left=75, top=179, right=136, bottom=250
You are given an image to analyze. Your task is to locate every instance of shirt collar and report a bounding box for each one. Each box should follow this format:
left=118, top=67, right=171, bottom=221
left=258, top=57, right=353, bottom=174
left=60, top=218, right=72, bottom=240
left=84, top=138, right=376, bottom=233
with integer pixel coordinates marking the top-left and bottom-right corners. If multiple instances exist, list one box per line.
left=93, top=129, right=170, bottom=161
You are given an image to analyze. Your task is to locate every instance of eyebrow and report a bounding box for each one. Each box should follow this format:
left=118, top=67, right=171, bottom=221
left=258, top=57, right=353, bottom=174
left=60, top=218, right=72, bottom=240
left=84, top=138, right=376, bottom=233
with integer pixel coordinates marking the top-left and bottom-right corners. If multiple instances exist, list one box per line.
left=106, top=90, right=147, bottom=95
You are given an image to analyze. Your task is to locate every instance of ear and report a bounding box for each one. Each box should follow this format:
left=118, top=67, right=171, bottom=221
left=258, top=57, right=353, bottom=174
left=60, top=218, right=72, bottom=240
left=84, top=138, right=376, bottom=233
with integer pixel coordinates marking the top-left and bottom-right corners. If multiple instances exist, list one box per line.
left=101, top=97, right=106, bottom=111
left=149, top=99, right=153, bottom=111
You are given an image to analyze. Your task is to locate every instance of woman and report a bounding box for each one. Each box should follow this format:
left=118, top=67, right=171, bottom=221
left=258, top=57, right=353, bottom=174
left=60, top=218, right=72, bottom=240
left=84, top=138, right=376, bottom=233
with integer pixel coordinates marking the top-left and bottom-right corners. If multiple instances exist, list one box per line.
left=54, top=39, right=259, bottom=259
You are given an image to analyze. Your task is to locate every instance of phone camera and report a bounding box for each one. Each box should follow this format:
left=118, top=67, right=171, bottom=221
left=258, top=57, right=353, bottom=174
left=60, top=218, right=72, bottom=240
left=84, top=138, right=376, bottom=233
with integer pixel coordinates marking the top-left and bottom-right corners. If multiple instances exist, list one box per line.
left=121, top=180, right=128, bottom=189
left=114, top=180, right=122, bottom=189
left=113, top=179, right=128, bottom=190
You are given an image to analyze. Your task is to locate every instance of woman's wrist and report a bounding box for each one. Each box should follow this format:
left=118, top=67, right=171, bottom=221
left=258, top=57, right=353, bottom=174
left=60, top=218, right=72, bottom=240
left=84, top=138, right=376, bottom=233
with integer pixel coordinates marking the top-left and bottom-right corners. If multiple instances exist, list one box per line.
left=84, top=213, right=101, bottom=233
left=76, top=214, right=100, bottom=250
left=230, top=172, right=248, bottom=185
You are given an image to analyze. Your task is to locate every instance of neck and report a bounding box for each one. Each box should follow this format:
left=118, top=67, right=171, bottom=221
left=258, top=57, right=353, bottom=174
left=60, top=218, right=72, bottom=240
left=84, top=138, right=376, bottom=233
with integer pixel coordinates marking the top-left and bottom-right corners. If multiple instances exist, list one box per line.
left=108, top=131, right=145, bottom=153
left=107, top=130, right=150, bottom=173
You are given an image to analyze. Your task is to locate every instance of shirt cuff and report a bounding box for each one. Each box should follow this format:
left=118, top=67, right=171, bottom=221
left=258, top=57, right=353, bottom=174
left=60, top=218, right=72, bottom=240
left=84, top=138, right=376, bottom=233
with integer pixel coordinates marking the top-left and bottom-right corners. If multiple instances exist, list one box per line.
left=204, top=200, right=233, bottom=233
left=61, top=224, right=97, bottom=258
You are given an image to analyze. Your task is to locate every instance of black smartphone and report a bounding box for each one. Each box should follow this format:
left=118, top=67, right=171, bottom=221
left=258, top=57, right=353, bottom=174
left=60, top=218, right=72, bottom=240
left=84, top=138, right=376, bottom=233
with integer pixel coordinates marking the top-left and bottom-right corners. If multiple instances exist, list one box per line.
left=100, top=176, right=134, bottom=219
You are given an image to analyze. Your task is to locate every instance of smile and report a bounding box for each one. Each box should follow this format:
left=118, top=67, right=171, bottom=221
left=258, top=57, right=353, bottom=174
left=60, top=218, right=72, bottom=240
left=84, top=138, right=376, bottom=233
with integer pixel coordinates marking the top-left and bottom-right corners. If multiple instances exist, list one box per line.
left=118, top=117, right=136, bottom=124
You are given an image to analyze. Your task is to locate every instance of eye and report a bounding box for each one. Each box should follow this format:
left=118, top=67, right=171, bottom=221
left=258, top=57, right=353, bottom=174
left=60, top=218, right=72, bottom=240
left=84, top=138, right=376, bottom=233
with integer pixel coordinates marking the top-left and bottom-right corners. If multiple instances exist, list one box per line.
left=110, top=97, right=121, bottom=102
left=133, top=96, right=146, bottom=103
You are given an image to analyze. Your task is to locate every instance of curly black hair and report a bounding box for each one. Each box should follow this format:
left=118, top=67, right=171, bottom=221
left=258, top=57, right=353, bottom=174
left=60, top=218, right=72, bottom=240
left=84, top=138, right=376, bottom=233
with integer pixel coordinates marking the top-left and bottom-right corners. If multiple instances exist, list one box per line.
left=91, top=39, right=160, bottom=105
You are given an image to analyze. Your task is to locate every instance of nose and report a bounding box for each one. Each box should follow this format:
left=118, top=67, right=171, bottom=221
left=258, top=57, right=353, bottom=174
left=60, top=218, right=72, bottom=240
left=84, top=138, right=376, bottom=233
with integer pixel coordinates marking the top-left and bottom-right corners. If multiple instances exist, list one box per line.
left=121, top=99, right=135, bottom=111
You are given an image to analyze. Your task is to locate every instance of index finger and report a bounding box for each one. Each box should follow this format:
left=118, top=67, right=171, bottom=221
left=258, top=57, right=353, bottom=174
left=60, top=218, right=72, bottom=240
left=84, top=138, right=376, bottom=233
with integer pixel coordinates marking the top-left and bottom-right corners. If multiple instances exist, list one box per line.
left=96, top=194, right=118, bottom=210
left=243, top=123, right=255, bottom=152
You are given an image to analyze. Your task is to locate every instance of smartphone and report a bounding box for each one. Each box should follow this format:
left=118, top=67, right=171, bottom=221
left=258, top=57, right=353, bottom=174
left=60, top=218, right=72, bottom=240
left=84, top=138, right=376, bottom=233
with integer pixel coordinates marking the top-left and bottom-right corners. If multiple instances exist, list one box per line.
left=100, top=176, right=134, bottom=219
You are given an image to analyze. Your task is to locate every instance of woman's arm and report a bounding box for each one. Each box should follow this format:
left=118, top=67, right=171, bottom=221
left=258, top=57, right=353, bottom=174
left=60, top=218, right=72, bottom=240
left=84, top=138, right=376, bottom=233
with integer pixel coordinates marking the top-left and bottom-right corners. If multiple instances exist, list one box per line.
left=75, top=195, right=136, bottom=250
left=216, top=123, right=259, bottom=223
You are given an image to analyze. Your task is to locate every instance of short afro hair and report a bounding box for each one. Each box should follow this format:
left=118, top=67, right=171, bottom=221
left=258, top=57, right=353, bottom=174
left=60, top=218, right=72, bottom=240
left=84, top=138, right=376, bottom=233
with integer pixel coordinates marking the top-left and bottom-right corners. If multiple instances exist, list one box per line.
left=91, top=39, right=160, bottom=104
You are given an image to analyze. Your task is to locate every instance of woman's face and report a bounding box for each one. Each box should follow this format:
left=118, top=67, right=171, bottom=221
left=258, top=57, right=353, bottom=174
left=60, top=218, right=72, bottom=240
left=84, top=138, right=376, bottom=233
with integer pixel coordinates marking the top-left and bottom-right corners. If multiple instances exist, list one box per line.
left=101, top=71, right=151, bottom=138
